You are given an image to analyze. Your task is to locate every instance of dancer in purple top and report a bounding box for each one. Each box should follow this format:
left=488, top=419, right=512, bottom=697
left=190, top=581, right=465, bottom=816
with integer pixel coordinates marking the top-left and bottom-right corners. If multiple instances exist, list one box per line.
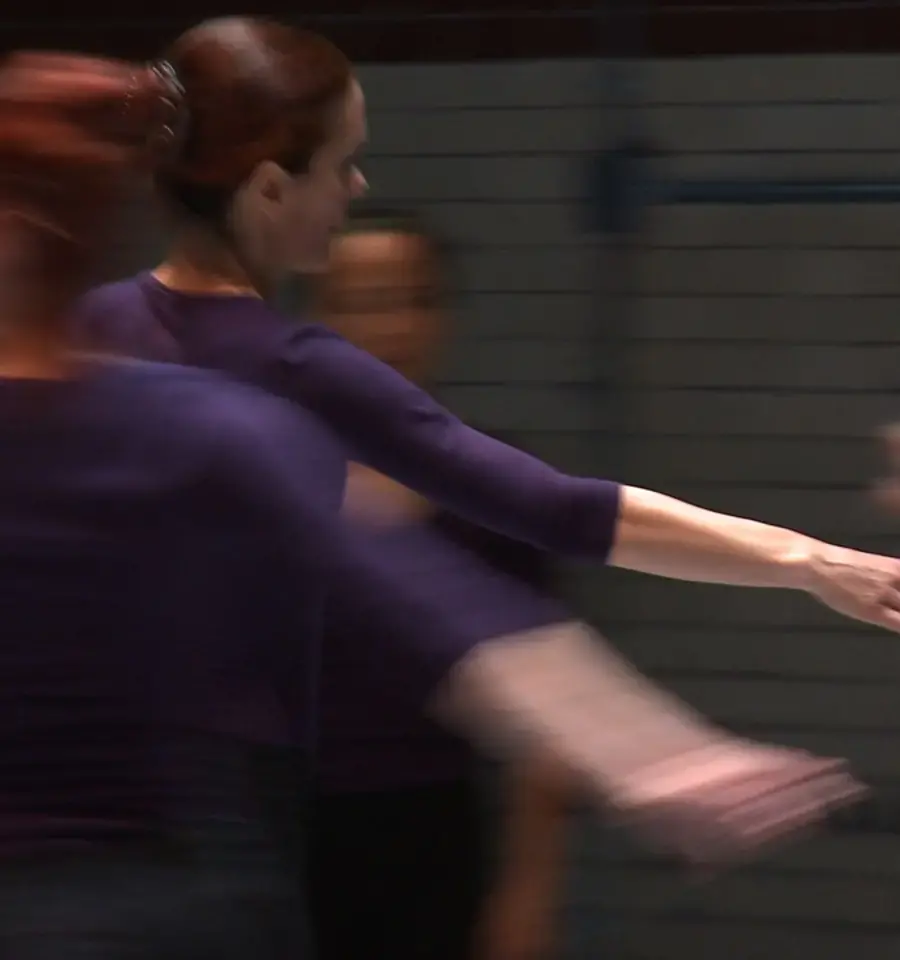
left=75, top=16, right=900, bottom=638
left=307, top=207, right=572, bottom=960
left=0, top=45, right=863, bottom=960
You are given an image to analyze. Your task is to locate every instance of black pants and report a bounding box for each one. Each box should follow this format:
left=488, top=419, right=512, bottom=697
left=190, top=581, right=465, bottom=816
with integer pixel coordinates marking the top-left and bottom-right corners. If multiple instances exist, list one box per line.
left=309, top=778, right=494, bottom=960
left=0, top=836, right=310, bottom=960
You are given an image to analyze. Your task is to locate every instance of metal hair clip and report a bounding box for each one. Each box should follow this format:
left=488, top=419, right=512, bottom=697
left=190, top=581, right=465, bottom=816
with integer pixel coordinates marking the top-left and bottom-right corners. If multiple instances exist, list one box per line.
left=147, top=58, right=188, bottom=156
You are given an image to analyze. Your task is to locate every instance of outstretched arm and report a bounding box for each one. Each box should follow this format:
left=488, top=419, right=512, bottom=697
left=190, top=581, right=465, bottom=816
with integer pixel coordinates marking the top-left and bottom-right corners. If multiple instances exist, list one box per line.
left=612, top=486, right=900, bottom=632
left=214, top=391, right=862, bottom=864
left=287, top=328, right=900, bottom=633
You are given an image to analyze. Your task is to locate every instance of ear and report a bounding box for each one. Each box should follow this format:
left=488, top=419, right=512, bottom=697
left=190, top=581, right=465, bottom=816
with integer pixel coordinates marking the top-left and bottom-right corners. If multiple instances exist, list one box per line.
left=243, top=160, right=293, bottom=209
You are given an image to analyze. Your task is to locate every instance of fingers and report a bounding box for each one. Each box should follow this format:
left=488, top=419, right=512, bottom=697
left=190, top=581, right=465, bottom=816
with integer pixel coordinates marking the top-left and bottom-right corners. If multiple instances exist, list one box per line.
left=711, top=764, right=862, bottom=855
left=873, top=605, right=900, bottom=633
left=613, top=748, right=865, bottom=868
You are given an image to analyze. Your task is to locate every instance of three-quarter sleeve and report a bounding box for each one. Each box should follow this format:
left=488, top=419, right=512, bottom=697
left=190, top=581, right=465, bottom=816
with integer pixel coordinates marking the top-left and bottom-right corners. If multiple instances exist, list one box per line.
left=271, top=326, right=621, bottom=560
left=214, top=390, right=567, bottom=705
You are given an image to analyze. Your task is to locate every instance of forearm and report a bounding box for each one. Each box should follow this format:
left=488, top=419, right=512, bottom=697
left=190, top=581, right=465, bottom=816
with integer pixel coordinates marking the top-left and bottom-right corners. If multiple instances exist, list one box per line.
left=430, top=622, right=726, bottom=800
left=497, top=756, right=570, bottom=871
left=610, top=485, right=819, bottom=589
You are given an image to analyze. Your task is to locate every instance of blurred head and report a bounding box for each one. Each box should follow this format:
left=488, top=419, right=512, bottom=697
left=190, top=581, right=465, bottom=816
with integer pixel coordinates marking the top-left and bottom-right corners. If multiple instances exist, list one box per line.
left=316, top=208, right=448, bottom=384
left=158, top=17, right=367, bottom=286
left=0, top=52, right=183, bottom=334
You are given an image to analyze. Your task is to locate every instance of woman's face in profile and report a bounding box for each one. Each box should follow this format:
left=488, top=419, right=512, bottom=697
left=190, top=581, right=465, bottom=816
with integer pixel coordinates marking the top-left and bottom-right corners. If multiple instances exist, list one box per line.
left=239, top=79, right=369, bottom=278
left=319, top=228, right=443, bottom=383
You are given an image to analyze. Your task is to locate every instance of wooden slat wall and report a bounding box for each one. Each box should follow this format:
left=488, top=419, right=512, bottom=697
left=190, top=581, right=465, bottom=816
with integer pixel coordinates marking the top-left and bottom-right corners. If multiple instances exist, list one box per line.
left=574, top=54, right=900, bottom=960
left=356, top=58, right=610, bottom=487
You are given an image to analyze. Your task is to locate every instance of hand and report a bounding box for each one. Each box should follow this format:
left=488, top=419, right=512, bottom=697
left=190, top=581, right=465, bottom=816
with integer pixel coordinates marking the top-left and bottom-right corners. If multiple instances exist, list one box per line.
left=610, top=741, right=864, bottom=866
left=804, top=543, right=900, bottom=633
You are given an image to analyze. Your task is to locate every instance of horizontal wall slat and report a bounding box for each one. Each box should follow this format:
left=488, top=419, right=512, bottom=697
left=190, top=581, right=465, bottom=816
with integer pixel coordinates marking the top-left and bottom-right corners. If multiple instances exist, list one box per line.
left=620, top=436, right=876, bottom=485
left=419, top=201, right=584, bottom=247
left=659, top=677, right=900, bottom=730
left=458, top=248, right=595, bottom=292
left=636, top=249, right=900, bottom=297
left=647, top=206, right=900, bottom=250
left=572, top=572, right=875, bottom=629
left=644, top=55, right=900, bottom=105
left=358, top=59, right=602, bottom=109
left=571, top=868, right=900, bottom=924
left=442, top=339, right=598, bottom=384
left=457, top=293, right=598, bottom=338
left=667, top=150, right=900, bottom=180
left=647, top=103, right=900, bottom=153
left=593, top=832, right=900, bottom=877
left=611, top=625, right=899, bottom=684
left=619, top=342, right=900, bottom=390
left=447, top=338, right=900, bottom=392
left=621, top=390, right=898, bottom=437
left=362, top=156, right=582, bottom=201
left=565, top=918, right=898, bottom=960
left=631, top=296, right=900, bottom=342
left=368, top=107, right=600, bottom=155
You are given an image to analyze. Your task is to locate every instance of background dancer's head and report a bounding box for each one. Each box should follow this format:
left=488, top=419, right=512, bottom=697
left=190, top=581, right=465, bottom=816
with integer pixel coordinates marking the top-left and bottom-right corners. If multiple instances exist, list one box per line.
left=0, top=52, right=183, bottom=375
left=316, top=207, right=451, bottom=385
left=156, top=17, right=368, bottom=296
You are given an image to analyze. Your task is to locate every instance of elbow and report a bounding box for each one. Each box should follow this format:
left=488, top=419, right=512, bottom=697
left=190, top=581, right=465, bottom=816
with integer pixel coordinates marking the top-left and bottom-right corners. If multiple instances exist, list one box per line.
left=545, top=478, right=622, bottom=561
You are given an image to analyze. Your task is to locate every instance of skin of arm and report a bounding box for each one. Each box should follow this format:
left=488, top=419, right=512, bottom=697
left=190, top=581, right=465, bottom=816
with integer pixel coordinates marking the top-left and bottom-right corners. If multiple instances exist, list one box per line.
left=196, top=379, right=860, bottom=871
left=71, top=297, right=900, bottom=632
left=344, top=451, right=574, bottom=960
left=289, top=330, right=900, bottom=633
left=475, top=753, right=572, bottom=960
left=611, top=486, right=816, bottom=587
left=611, top=486, right=900, bottom=632
left=432, top=464, right=573, bottom=960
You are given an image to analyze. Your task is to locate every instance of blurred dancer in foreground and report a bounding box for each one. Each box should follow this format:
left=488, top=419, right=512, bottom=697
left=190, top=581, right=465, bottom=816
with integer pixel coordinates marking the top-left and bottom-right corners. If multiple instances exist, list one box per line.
left=309, top=208, right=571, bottom=960
left=0, top=48, right=865, bottom=960
left=74, top=17, right=900, bottom=639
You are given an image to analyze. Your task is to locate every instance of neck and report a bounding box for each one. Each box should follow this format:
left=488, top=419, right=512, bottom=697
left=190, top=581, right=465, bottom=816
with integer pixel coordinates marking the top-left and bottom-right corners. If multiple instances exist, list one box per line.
left=155, top=229, right=268, bottom=298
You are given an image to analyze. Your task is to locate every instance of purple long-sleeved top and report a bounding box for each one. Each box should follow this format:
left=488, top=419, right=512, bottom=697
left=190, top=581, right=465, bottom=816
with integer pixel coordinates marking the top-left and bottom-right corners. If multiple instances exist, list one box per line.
left=73, top=272, right=621, bottom=559
left=0, top=357, right=566, bottom=852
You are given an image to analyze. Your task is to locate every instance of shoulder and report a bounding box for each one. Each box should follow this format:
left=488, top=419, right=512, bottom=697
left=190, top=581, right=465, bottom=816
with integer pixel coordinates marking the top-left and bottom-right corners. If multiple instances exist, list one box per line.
left=263, top=319, right=420, bottom=418
left=72, top=277, right=143, bottom=322
left=94, top=360, right=334, bottom=507
left=275, top=320, right=360, bottom=370
left=89, top=359, right=293, bottom=466
left=69, top=275, right=181, bottom=361
left=101, top=357, right=326, bottom=442
left=276, top=321, right=431, bottom=404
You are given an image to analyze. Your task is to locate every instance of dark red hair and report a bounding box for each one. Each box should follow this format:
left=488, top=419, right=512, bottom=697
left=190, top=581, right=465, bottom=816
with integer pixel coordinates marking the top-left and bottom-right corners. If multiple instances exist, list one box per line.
left=0, top=51, right=183, bottom=316
left=157, top=17, right=353, bottom=220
